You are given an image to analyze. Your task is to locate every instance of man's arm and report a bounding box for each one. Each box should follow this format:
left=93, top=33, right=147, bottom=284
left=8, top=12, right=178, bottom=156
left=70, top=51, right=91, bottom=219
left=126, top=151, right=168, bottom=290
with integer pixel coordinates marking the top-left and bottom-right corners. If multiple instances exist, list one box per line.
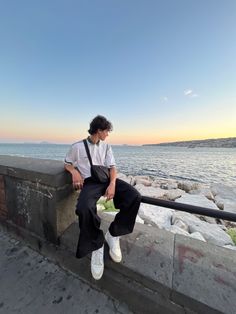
left=105, top=166, right=117, bottom=200
left=64, top=164, right=84, bottom=190
left=109, top=166, right=117, bottom=184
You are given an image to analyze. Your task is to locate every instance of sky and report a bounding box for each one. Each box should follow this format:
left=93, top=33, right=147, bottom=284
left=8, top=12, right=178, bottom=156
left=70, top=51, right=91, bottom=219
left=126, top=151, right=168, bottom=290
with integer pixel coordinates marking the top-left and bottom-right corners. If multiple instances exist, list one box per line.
left=0, top=0, right=235, bottom=145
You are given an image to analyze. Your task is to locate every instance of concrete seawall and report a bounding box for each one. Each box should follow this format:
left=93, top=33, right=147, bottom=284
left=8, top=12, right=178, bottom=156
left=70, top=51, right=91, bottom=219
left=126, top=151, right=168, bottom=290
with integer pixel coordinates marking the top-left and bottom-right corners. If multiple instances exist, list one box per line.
left=0, top=155, right=235, bottom=314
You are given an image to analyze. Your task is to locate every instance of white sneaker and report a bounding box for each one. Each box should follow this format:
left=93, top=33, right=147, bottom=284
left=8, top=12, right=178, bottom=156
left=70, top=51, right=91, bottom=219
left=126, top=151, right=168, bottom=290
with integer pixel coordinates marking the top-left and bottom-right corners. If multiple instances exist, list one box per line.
left=105, top=231, right=122, bottom=263
left=91, top=245, right=104, bottom=280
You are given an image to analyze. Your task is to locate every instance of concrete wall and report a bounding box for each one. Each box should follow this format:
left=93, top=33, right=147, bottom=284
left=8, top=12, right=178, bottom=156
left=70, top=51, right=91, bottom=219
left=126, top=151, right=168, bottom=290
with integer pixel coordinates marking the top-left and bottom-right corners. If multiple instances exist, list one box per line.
left=0, top=155, right=235, bottom=314
left=0, top=155, right=77, bottom=243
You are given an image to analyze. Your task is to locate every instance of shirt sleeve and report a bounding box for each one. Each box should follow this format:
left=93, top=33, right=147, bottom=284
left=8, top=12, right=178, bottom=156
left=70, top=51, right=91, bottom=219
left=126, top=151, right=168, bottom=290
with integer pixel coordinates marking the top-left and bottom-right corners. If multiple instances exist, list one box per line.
left=105, top=144, right=116, bottom=168
left=64, top=145, right=77, bottom=167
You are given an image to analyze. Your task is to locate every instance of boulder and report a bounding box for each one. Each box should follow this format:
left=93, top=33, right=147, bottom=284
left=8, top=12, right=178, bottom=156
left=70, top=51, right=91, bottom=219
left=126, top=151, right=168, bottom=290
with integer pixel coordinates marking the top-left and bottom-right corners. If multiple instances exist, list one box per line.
left=175, top=194, right=219, bottom=224
left=214, top=196, right=224, bottom=210
left=211, top=184, right=236, bottom=213
left=189, top=188, right=214, bottom=201
left=215, top=196, right=236, bottom=214
left=211, top=183, right=236, bottom=198
left=189, top=221, right=234, bottom=246
left=172, top=218, right=189, bottom=232
left=117, top=173, right=132, bottom=184
left=128, top=175, right=136, bottom=186
left=135, top=215, right=145, bottom=224
left=169, top=225, right=190, bottom=236
left=172, top=211, right=202, bottom=226
left=138, top=203, right=174, bottom=230
left=134, top=184, right=166, bottom=198
left=151, top=180, right=161, bottom=188
left=164, top=189, right=185, bottom=201
left=223, top=245, right=236, bottom=251
left=177, top=181, right=202, bottom=192
left=135, top=177, right=152, bottom=186
left=189, top=232, right=206, bottom=242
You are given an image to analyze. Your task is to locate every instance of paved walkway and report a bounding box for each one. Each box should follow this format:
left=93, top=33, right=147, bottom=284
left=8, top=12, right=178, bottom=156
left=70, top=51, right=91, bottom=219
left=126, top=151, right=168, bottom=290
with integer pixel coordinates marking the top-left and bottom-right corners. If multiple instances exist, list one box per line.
left=0, top=228, right=132, bottom=314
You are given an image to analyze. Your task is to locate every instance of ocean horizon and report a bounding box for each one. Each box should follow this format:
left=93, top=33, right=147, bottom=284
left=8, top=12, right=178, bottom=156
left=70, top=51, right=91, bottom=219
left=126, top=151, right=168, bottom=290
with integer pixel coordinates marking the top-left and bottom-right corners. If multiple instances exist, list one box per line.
left=0, top=143, right=235, bottom=187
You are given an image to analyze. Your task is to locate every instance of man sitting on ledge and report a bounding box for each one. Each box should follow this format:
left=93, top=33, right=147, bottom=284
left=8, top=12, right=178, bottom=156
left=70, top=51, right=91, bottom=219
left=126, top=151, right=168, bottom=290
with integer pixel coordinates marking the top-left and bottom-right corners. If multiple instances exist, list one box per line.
left=64, top=115, right=141, bottom=280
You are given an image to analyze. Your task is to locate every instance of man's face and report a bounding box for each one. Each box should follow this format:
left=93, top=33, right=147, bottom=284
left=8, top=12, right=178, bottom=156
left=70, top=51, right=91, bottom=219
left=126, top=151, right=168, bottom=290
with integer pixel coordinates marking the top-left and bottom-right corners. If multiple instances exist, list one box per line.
left=98, top=129, right=109, bottom=141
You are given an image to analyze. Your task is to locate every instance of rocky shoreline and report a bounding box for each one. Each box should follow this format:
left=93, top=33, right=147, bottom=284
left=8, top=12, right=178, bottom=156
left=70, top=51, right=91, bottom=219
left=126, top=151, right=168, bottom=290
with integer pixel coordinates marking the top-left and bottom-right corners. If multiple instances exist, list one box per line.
left=143, top=137, right=236, bottom=148
left=98, top=173, right=236, bottom=251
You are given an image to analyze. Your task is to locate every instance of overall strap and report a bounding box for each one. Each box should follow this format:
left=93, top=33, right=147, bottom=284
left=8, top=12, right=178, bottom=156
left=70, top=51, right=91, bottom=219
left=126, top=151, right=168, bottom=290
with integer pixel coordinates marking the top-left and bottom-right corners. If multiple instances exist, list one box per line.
left=83, top=139, right=93, bottom=167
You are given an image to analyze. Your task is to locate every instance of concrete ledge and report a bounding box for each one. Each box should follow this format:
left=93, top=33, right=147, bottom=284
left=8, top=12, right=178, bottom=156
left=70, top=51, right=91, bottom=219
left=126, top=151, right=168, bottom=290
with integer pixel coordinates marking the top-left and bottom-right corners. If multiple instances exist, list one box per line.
left=1, top=156, right=235, bottom=314
left=60, top=213, right=232, bottom=314
left=0, top=156, right=77, bottom=243
left=172, top=234, right=236, bottom=313
left=0, top=155, right=71, bottom=187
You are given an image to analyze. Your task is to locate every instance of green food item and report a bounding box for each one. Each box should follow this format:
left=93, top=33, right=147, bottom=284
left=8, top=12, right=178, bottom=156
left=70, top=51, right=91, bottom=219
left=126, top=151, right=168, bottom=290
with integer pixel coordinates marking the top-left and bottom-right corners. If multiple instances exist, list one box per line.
left=96, top=199, right=119, bottom=212
left=227, top=228, right=236, bottom=245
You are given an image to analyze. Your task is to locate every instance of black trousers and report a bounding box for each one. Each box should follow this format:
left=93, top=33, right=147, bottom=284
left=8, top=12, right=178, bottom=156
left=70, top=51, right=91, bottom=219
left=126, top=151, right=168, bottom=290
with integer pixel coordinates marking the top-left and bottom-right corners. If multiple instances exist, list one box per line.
left=75, top=178, right=141, bottom=258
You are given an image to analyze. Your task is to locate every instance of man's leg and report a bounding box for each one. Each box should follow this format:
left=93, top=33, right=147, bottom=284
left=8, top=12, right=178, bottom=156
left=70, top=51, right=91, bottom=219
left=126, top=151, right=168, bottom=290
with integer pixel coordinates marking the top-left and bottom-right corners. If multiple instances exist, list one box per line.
left=109, top=178, right=141, bottom=237
left=75, top=179, right=108, bottom=259
left=105, top=179, right=141, bottom=263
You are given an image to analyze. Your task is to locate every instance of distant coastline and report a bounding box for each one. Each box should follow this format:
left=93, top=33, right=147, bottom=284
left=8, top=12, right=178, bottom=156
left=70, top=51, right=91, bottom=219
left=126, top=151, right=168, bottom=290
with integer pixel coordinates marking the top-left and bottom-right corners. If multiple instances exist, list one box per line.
left=143, top=137, right=236, bottom=148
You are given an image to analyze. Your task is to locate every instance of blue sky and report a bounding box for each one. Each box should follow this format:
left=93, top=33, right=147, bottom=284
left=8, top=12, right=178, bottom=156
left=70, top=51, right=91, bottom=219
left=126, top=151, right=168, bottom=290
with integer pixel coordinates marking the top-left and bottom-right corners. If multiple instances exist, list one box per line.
left=0, top=0, right=235, bottom=144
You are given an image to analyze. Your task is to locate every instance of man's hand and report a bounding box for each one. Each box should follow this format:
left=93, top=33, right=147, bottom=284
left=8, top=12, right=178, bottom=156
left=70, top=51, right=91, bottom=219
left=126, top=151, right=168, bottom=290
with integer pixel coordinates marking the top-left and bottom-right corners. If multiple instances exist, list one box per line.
left=105, top=182, right=115, bottom=200
left=72, top=170, right=84, bottom=190
left=65, top=164, right=84, bottom=190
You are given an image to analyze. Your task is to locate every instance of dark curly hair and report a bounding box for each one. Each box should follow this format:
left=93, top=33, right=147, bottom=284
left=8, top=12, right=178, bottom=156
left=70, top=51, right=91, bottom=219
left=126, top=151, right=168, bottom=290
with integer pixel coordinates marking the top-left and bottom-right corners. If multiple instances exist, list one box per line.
left=88, top=115, right=113, bottom=135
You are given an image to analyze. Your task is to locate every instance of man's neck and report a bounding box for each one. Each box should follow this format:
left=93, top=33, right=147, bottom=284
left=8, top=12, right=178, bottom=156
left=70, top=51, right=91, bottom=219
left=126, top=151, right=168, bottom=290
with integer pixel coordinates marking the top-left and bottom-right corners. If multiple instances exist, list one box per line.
left=88, top=135, right=100, bottom=144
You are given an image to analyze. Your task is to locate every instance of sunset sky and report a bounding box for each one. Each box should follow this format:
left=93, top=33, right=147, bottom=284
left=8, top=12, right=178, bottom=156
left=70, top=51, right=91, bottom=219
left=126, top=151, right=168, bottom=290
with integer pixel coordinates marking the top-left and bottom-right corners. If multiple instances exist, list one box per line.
left=0, top=0, right=235, bottom=145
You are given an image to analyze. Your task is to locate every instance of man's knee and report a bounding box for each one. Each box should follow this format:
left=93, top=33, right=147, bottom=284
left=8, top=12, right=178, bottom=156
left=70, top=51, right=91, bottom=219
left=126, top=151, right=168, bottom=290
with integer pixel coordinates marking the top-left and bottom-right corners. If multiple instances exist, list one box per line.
left=75, top=198, right=96, bottom=216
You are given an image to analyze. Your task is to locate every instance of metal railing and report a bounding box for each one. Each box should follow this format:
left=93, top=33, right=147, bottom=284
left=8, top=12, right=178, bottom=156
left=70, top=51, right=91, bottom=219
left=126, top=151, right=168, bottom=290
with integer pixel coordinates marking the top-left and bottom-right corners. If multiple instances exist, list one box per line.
left=141, top=196, right=236, bottom=222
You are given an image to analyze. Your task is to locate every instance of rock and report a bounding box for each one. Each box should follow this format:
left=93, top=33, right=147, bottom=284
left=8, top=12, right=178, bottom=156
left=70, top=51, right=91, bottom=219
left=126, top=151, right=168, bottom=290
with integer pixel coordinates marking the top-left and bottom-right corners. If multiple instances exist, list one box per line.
left=172, top=219, right=189, bottom=232
left=160, top=181, right=178, bottom=190
left=128, top=175, right=136, bottom=186
left=211, top=183, right=236, bottom=198
left=215, top=196, right=236, bottom=214
left=189, top=188, right=214, bottom=201
left=134, top=175, right=150, bottom=181
left=211, top=184, right=236, bottom=213
left=169, top=225, right=190, bottom=236
left=151, top=180, right=161, bottom=188
left=189, top=232, right=206, bottom=242
left=172, top=211, right=234, bottom=246
left=172, top=211, right=202, bottom=226
left=175, top=194, right=219, bottom=224
left=135, top=215, right=145, bottom=224
left=164, top=189, right=185, bottom=201
left=217, top=224, right=228, bottom=231
left=135, top=177, right=152, bottom=186
left=223, top=245, right=236, bottom=251
left=214, top=196, right=224, bottom=210
left=117, top=173, right=132, bottom=184
left=134, top=184, right=166, bottom=198
left=138, top=203, right=174, bottom=230
left=177, top=181, right=202, bottom=192
left=189, top=221, right=234, bottom=246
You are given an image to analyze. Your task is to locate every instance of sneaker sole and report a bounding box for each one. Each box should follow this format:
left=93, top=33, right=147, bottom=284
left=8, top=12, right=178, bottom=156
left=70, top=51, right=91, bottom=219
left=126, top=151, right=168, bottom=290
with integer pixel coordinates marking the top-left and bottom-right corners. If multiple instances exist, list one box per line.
left=109, top=249, right=122, bottom=263
left=91, top=267, right=104, bottom=280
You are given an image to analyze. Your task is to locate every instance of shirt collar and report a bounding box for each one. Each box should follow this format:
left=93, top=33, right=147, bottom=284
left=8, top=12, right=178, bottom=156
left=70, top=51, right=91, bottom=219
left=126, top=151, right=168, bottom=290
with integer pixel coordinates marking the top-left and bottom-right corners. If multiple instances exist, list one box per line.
left=87, top=136, right=100, bottom=146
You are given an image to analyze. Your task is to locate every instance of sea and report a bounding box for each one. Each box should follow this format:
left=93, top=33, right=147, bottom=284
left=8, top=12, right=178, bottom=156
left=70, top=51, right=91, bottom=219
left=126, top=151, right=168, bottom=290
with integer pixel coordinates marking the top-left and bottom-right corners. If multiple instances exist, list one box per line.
left=0, top=143, right=235, bottom=187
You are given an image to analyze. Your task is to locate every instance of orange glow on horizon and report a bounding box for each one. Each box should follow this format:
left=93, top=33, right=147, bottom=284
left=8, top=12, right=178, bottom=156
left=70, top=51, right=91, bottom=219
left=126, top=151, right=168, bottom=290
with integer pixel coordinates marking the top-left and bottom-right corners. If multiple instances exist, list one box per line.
left=1, top=124, right=236, bottom=145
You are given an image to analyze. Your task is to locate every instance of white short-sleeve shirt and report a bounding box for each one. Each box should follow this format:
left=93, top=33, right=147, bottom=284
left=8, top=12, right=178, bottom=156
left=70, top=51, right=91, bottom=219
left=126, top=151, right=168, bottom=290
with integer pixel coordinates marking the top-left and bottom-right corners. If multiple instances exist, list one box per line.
left=64, top=139, right=116, bottom=179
